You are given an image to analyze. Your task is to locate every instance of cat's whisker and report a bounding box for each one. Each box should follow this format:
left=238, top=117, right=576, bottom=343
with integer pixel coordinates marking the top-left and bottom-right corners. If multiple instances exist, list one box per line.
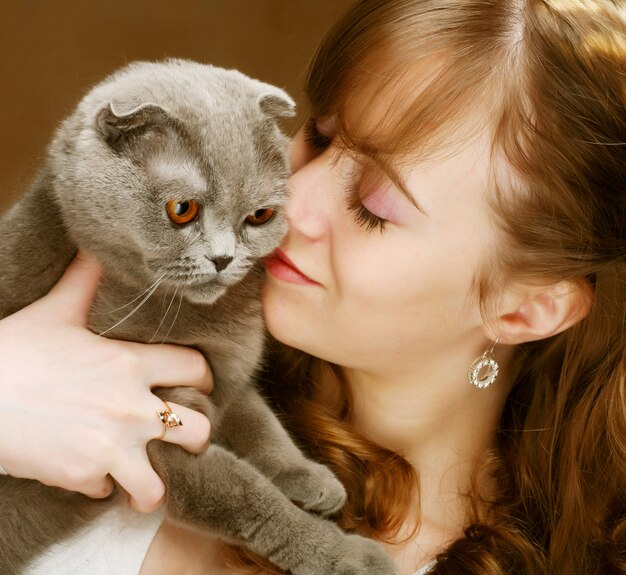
left=150, top=285, right=179, bottom=344
left=161, top=292, right=184, bottom=344
left=160, top=285, right=171, bottom=314
left=99, top=277, right=163, bottom=336
left=108, top=273, right=166, bottom=313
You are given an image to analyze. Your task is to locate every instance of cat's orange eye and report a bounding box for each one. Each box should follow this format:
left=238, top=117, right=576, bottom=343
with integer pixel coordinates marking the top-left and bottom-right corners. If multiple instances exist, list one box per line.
left=166, top=199, right=200, bottom=225
left=245, top=208, right=275, bottom=226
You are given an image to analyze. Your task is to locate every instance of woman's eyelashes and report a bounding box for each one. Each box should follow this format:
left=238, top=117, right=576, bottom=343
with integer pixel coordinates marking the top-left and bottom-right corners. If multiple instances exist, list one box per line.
left=346, top=182, right=388, bottom=232
left=346, top=171, right=389, bottom=233
left=346, top=168, right=418, bottom=233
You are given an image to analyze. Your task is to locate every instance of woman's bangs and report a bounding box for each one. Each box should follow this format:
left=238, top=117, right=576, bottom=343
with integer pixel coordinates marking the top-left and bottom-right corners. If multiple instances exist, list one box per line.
left=304, top=7, right=515, bottom=166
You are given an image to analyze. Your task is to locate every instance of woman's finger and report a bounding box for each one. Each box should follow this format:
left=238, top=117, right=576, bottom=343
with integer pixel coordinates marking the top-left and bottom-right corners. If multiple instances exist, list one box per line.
left=113, top=452, right=166, bottom=513
left=152, top=402, right=211, bottom=455
left=76, top=475, right=116, bottom=500
left=43, top=251, right=102, bottom=325
left=125, top=341, right=213, bottom=393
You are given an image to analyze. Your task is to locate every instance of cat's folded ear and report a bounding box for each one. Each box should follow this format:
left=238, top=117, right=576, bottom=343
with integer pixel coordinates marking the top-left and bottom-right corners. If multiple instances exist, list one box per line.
left=258, top=90, right=296, bottom=120
left=96, top=102, right=172, bottom=146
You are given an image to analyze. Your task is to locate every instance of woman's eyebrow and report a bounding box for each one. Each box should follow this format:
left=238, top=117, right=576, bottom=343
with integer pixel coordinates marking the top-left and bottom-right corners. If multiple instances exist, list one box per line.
left=368, top=155, right=426, bottom=215
left=337, top=130, right=427, bottom=215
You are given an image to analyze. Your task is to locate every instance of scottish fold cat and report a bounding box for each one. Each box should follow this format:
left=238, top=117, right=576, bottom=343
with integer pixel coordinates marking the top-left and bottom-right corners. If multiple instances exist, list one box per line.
left=0, top=60, right=396, bottom=574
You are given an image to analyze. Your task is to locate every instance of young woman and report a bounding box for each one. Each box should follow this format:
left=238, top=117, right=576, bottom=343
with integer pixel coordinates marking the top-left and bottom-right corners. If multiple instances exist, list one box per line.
left=1, top=1, right=624, bottom=574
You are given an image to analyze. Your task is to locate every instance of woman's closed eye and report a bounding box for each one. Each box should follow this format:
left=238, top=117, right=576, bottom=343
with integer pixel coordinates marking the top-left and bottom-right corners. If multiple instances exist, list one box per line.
left=346, top=168, right=418, bottom=233
left=346, top=177, right=388, bottom=232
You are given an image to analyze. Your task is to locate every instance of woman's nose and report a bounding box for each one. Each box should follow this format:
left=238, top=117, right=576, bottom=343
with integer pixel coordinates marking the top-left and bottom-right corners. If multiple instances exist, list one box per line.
left=286, top=153, right=334, bottom=241
left=285, top=127, right=338, bottom=240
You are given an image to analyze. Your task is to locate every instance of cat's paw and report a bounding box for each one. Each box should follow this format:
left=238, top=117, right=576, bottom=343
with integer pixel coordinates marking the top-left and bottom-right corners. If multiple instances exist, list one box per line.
left=272, top=460, right=346, bottom=516
left=297, top=533, right=398, bottom=575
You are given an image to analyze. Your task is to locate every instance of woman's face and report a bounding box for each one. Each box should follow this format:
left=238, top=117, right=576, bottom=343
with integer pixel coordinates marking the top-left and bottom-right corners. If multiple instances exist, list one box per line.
left=262, top=109, right=499, bottom=376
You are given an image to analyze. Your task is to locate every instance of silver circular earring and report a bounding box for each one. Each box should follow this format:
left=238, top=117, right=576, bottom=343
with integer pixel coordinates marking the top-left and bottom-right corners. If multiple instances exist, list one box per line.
left=467, top=338, right=499, bottom=389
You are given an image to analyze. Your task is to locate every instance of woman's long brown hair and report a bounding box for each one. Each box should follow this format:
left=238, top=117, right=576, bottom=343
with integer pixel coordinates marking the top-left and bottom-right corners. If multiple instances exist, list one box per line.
left=230, top=1, right=626, bottom=573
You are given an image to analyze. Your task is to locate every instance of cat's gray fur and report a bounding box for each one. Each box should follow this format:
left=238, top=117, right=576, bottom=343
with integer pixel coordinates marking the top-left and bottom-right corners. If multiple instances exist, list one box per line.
left=0, top=60, right=396, bottom=574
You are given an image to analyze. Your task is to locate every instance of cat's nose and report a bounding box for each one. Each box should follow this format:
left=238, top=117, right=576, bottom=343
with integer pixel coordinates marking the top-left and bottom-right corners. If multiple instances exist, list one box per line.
left=212, top=255, right=233, bottom=272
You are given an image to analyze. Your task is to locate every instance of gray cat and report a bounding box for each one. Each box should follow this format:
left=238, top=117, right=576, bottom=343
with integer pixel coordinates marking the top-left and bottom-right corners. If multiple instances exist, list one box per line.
left=0, top=60, right=396, bottom=574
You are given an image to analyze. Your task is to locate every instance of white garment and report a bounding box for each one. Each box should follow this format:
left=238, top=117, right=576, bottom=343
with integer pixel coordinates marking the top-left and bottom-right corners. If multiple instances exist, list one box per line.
left=413, top=559, right=437, bottom=575
left=22, top=504, right=163, bottom=575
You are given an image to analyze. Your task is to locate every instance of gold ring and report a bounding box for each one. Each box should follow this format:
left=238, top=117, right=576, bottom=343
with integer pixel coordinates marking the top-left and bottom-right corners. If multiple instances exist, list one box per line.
left=155, top=400, right=183, bottom=440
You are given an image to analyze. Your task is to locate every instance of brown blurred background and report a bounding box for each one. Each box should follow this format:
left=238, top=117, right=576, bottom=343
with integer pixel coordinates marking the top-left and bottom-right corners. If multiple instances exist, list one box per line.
left=0, top=0, right=353, bottom=212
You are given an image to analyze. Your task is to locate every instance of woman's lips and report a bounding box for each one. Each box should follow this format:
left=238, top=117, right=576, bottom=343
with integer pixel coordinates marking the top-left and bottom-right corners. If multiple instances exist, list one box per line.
left=263, top=249, right=320, bottom=286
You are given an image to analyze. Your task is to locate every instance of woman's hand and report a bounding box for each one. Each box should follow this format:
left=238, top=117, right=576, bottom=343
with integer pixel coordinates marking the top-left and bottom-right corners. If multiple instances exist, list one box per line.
left=0, top=252, right=212, bottom=512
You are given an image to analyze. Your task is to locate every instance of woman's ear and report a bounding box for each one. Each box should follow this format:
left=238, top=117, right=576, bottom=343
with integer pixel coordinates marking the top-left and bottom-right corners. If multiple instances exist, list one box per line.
left=494, top=280, right=593, bottom=345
